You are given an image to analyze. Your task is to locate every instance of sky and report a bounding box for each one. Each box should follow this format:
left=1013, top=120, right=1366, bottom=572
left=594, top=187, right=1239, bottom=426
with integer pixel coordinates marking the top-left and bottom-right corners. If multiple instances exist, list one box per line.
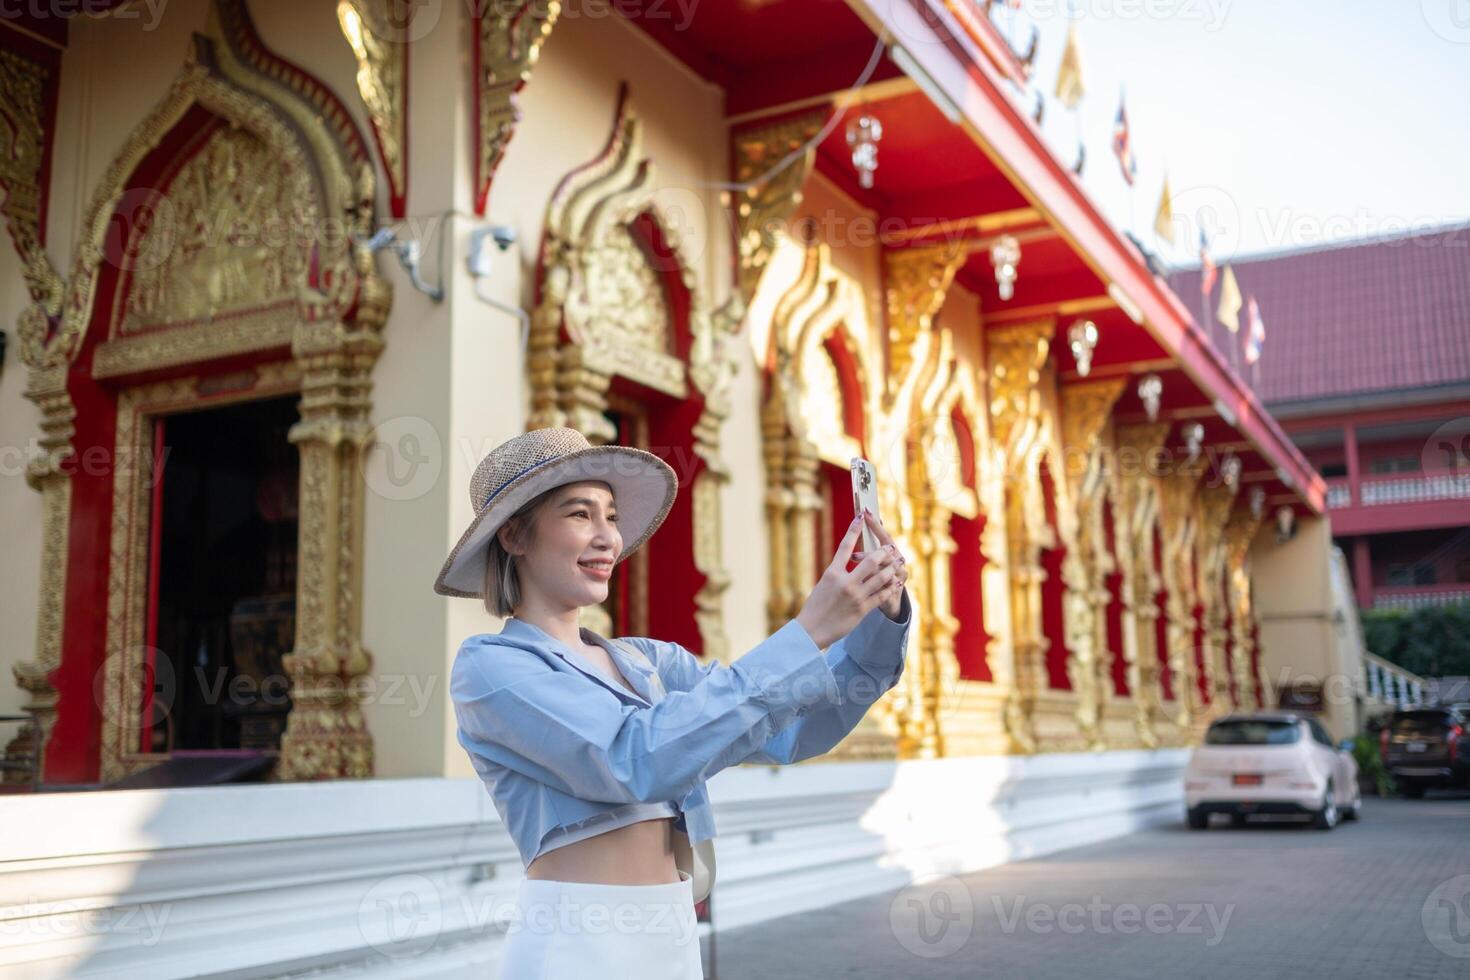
left=995, top=0, right=1470, bottom=268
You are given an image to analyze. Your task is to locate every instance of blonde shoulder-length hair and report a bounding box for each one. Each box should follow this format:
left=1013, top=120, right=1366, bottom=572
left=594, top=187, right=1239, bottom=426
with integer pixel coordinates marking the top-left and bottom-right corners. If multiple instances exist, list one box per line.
left=481, top=486, right=557, bottom=618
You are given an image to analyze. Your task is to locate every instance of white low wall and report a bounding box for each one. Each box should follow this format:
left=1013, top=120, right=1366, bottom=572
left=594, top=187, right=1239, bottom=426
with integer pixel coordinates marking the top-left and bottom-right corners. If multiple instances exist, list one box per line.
left=1, top=749, right=1188, bottom=978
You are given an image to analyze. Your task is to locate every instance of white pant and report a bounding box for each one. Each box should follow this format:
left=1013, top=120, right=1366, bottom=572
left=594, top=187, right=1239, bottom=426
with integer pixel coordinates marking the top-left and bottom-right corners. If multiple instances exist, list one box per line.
left=497, top=868, right=704, bottom=979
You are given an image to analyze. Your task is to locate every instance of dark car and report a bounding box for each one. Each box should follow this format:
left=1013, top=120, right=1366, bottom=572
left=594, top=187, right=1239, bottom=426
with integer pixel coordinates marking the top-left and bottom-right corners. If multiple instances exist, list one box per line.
left=1381, top=706, right=1470, bottom=797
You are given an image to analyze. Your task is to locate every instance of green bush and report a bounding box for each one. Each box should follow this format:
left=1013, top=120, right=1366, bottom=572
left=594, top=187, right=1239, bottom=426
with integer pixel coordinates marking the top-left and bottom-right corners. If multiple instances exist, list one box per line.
left=1361, top=602, right=1470, bottom=677
left=1352, top=733, right=1395, bottom=797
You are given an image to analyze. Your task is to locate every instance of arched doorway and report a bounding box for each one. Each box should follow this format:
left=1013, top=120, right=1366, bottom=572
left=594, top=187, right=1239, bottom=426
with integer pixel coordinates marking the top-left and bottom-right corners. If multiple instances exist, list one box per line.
left=6, top=1, right=390, bottom=785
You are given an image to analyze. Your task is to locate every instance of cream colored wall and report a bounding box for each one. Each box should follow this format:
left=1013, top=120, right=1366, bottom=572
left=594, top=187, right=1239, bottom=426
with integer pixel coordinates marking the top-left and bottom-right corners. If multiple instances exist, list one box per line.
left=1251, top=514, right=1361, bottom=740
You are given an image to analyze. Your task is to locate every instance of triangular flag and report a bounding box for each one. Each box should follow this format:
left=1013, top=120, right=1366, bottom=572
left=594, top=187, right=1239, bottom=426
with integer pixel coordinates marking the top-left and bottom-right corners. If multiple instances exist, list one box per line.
left=1154, top=175, right=1175, bottom=244
left=1113, top=95, right=1137, bottom=187
left=1216, top=265, right=1242, bottom=334
left=1199, top=228, right=1218, bottom=297
left=1055, top=23, right=1086, bottom=110
left=1244, top=295, right=1265, bottom=364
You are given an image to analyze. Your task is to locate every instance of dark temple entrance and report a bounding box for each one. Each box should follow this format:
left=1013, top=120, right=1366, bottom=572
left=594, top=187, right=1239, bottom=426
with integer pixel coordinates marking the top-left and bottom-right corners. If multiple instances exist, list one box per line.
left=145, top=394, right=300, bottom=760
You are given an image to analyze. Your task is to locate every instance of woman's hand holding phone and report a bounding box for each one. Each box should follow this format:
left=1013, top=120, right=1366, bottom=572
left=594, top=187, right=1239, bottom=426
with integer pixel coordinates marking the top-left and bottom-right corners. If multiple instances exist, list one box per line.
left=795, top=509, right=910, bottom=650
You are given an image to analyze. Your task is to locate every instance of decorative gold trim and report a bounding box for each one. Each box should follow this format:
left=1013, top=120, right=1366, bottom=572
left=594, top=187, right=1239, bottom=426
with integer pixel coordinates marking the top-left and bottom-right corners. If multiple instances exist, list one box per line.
left=337, top=0, right=408, bottom=214
left=0, top=48, right=65, bottom=364
left=879, top=207, right=1042, bottom=247
left=986, top=321, right=1055, bottom=754
left=729, top=107, right=829, bottom=304
left=1057, top=379, right=1126, bottom=749
left=761, top=242, right=895, bottom=759
left=93, top=308, right=299, bottom=379
left=475, top=0, right=560, bottom=213
left=883, top=243, right=967, bottom=410
left=1156, top=456, right=1206, bottom=731
left=1114, top=423, right=1171, bottom=747
left=1194, top=482, right=1240, bottom=727
left=1224, top=507, right=1263, bottom=712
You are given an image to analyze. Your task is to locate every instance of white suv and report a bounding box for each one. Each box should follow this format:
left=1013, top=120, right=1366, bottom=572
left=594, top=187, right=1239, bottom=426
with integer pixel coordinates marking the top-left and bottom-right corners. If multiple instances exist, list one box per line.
left=1184, top=712, right=1362, bottom=830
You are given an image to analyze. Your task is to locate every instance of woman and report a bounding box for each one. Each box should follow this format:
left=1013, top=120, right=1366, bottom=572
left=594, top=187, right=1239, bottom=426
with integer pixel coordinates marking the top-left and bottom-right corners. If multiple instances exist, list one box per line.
left=438, top=426, right=911, bottom=978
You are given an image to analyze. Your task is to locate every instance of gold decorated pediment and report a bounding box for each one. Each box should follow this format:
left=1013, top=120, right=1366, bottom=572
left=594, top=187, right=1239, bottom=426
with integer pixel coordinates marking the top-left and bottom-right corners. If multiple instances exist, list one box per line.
left=533, top=86, right=690, bottom=401
left=119, top=125, right=304, bottom=335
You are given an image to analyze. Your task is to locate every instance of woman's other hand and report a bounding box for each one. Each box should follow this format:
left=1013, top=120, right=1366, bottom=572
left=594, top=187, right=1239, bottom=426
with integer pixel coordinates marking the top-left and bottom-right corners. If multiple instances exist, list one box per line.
left=847, top=509, right=911, bottom=621
left=795, top=509, right=909, bottom=649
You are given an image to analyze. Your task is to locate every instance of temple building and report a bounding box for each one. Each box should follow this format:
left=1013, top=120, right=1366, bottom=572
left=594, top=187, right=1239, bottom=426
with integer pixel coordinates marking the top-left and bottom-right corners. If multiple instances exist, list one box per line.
left=0, top=1, right=1356, bottom=975
left=1171, top=226, right=1470, bottom=613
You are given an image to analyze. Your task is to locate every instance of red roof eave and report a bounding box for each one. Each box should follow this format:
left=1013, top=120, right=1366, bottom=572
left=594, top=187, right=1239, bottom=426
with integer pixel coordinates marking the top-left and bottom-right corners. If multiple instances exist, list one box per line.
left=850, top=0, right=1324, bottom=513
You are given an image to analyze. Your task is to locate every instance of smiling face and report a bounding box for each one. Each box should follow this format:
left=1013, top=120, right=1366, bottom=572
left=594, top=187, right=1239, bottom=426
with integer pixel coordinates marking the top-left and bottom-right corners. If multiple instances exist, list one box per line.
left=497, top=481, right=622, bottom=615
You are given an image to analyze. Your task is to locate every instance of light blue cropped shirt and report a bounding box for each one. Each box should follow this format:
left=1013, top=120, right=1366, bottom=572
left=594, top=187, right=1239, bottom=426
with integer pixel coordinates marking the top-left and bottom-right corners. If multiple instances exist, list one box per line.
left=450, top=588, right=913, bottom=868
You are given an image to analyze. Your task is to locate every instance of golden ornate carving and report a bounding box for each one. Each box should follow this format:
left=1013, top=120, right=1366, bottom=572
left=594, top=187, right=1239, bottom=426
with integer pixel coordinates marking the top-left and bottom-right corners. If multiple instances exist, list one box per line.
left=728, top=108, right=829, bottom=304
left=122, top=127, right=306, bottom=333
left=7, top=0, right=391, bottom=782
left=1058, top=379, right=1126, bottom=749
left=883, top=243, right=967, bottom=409
left=898, top=323, right=991, bottom=759
left=0, top=48, right=64, bottom=336
left=475, top=0, right=560, bottom=213
left=879, top=245, right=966, bottom=758
left=1113, top=423, right=1171, bottom=748
left=337, top=0, right=408, bottom=214
left=530, top=89, right=690, bottom=433
left=0, top=48, right=69, bottom=779
left=762, top=242, right=897, bottom=759
left=1224, top=507, right=1263, bottom=712
left=529, top=88, right=738, bottom=665
left=96, top=309, right=300, bottom=379
left=764, top=244, right=879, bottom=469
left=986, top=321, right=1054, bottom=754
left=1156, top=456, right=1206, bottom=732
left=1195, top=481, right=1240, bottom=723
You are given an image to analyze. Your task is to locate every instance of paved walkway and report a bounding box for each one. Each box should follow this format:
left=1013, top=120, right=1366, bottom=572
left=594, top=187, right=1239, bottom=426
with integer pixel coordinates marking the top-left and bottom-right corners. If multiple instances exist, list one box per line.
left=703, top=791, right=1470, bottom=979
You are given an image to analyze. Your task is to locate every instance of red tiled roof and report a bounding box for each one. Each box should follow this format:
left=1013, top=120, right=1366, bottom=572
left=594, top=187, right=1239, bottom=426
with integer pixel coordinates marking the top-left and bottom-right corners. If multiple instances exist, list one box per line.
left=1167, top=223, right=1470, bottom=406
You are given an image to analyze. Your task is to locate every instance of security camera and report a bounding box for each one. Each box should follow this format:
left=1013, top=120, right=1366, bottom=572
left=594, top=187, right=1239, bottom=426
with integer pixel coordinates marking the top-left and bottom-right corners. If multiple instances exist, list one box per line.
left=488, top=225, right=516, bottom=251
left=468, top=226, right=518, bottom=278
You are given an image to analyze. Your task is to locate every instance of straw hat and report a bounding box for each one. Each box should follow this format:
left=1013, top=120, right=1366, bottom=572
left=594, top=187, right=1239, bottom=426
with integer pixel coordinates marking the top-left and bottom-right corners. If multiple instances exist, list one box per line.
left=433, top=426, right=678, bottom=598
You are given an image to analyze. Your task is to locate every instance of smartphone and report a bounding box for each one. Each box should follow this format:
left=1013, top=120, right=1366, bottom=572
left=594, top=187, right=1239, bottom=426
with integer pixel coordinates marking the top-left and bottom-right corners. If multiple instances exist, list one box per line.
left=850, top=457, right=883, bottom=555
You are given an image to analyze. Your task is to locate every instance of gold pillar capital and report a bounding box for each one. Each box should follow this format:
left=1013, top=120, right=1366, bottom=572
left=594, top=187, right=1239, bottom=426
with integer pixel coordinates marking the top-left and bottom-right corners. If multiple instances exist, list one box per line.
left=730, top=107, right=829, bottom=302
left=883, top=242, right=967, bottom=401
left=987, top=321, right=1053, bottom=458
left=337, top=0, right=408, bottom=215
left=475, top=0, right=560, bottom=213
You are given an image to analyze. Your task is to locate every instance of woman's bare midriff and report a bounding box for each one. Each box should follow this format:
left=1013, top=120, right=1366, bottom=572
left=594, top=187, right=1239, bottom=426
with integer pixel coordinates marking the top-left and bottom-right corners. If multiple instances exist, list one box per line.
left=524, top=815, right=681, bottom=885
